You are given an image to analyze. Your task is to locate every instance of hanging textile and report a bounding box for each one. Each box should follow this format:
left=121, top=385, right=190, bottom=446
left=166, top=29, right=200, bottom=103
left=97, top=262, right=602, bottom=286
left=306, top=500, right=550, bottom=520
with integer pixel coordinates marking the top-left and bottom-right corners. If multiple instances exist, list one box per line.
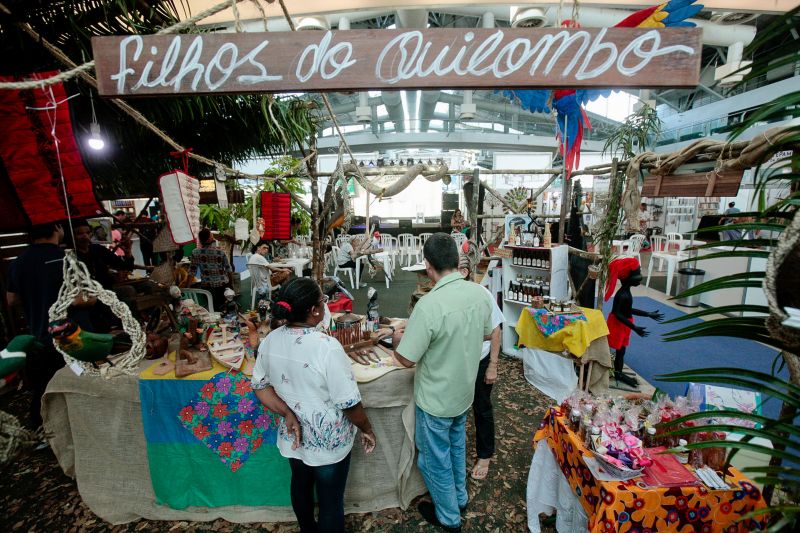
left=160, top=170, right=200, bottom=245
left=0, top=72, right=101, bottom=230
left=260, top=192, right=291, bottom=240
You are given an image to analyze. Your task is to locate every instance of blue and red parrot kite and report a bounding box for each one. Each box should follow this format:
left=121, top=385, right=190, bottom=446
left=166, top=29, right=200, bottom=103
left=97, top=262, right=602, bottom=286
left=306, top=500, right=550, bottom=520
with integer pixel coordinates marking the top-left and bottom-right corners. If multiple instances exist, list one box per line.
left=502, top=0, right=703, bottom=178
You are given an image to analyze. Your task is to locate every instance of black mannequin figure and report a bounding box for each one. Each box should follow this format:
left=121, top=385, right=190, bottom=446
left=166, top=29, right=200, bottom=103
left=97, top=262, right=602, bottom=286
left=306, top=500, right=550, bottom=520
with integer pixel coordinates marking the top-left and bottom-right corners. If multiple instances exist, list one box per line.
left=605, top=257, right=664, bottom=388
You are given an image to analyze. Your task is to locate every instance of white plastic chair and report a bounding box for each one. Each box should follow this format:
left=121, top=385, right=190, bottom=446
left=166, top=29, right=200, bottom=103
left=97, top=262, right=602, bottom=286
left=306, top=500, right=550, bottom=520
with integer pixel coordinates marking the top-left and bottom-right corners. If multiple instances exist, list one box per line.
left=398, top=233, right=421, bottom=266
left=451, top=231, right=467, bottom=249
left=331, top=245, right=355, bottom=289
left=379, top=234, right=399, bottom=271
left=181, top=288, right=215, bottom=313
left=418, top=233, right=433, bottom=248
left=646, top=234, right=687, bottom=297
left=622, top=234, right=646, bottom=263
left=247, top=263, right=275, bottom=310
left=666, top=232, right=685, bottom=252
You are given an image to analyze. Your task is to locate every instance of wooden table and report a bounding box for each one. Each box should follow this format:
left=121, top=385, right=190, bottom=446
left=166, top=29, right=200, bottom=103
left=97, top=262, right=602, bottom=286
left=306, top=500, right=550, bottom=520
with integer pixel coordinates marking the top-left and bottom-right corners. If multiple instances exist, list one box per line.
left=528, top=409, right=767, bottom=533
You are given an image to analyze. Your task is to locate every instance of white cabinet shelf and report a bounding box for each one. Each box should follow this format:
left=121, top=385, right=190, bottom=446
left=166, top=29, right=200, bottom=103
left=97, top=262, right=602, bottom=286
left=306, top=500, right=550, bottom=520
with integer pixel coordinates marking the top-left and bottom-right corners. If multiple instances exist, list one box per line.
left=500, top=244, right=569, bottom=357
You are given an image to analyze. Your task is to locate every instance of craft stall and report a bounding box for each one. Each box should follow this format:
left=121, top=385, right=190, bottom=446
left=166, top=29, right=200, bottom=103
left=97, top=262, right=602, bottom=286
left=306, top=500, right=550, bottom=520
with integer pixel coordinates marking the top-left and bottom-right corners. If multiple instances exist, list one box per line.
left=526, top=392, right=769, bottom=533
left=42, top=298, right=424, bottom=524
left=495, top=217, right=612, bottom=402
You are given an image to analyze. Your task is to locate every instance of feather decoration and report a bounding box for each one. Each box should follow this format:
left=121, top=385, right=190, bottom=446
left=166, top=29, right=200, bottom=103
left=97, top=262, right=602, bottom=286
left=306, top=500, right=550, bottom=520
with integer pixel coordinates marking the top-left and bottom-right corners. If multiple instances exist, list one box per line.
left=499, top=0, right=702, bottom=179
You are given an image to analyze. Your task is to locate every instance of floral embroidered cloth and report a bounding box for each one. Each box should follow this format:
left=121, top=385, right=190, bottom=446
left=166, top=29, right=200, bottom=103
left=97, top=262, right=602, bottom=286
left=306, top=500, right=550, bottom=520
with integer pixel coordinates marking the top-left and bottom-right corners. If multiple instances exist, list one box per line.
left=533, top=408, right=767, bottom=532
left=179, top=371, right=279, bottom=472
left=527, top=307, right=587, bottom=337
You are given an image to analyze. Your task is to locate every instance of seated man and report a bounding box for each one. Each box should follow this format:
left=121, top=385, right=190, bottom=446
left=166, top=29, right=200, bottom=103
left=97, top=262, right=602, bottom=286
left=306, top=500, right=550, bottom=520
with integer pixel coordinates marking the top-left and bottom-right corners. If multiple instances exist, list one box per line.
left=336, top=237, right=366, bottom=288
left=248, top=240, right=292, bottom=302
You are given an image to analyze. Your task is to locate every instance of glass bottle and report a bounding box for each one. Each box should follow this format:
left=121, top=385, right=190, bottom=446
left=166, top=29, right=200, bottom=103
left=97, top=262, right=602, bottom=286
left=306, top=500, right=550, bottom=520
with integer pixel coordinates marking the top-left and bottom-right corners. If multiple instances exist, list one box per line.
left=507, top=282, right=515, bottom=301
left=675, top=439, right=689, bottom=464
left=569, top=409, right=581, bottom=432
left=643, top=426, right=657, bottom=448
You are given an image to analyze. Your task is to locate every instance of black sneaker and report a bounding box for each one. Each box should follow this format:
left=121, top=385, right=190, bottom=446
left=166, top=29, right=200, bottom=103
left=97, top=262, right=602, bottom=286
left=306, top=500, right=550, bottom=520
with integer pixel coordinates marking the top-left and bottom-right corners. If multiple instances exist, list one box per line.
left=418, top=501, right=462, bottom=532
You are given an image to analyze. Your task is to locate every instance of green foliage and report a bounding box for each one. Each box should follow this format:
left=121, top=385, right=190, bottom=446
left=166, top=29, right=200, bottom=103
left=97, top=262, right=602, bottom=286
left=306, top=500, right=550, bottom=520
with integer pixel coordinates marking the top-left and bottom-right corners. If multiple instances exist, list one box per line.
left=199, top=204, right=233, bottom=232
left=602, top=104, right=662, bottom=160
left=659, top=7, right=800, bottom=529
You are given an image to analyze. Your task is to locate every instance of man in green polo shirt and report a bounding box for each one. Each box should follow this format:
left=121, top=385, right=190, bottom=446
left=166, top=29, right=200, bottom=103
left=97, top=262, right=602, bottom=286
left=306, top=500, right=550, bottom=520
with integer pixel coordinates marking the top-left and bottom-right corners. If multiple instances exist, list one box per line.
left=392, top=233, right=493, bottom=532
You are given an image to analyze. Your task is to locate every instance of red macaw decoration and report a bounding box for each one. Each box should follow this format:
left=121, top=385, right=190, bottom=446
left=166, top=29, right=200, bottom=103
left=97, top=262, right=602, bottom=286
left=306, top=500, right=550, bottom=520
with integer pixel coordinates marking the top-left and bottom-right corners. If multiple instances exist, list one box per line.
left=502, top=0, right=703, bottom=178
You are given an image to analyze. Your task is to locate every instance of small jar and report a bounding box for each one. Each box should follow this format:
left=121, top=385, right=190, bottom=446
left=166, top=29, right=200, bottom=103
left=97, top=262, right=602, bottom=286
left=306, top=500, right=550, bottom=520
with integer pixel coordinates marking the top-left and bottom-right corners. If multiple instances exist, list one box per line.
left=642, top=426, right=657, bottom=448
left=675, top=438, right=689, bottom=464
left=569, top=409, right=581, bottom=432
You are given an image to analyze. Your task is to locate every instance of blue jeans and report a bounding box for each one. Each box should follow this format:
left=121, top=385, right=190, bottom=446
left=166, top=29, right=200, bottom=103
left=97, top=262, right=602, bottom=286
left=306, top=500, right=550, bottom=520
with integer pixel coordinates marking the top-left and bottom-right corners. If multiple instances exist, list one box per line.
left=415, top=405, right=468, bottom=528
left=288, top=453, right=351, bottom=533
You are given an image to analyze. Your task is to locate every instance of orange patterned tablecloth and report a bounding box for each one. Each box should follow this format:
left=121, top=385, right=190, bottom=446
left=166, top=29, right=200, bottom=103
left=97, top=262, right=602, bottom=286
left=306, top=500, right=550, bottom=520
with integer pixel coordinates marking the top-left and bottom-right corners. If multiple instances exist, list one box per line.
left=533, top=408, right=767, bottom=533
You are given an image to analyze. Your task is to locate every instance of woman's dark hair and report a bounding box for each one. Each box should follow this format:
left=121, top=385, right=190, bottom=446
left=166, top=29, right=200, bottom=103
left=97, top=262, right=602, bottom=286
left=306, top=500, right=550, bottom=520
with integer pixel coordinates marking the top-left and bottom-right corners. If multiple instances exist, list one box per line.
left=271, top=277, right=322, bottom=324
left=423, top=232, right=459, bottom=273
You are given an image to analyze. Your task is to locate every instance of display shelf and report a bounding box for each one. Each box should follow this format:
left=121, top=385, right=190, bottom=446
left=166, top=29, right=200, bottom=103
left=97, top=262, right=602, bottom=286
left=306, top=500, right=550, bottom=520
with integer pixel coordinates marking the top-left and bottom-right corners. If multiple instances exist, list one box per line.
left=504, top=245, right=553, bottom=252
left=500, top=244, right=568, bottom=357
left=508, top=264, right=551, bottom=273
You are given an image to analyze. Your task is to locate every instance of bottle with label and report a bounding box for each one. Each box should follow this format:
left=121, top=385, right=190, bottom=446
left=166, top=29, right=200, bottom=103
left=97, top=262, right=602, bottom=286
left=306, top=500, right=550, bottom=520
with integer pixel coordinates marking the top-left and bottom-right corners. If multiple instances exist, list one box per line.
left=543, top=281, right=550, bottom=297
left=544, top=257, right=550, bottom=269
left=507, top=282, right=515, bottom=301
left=522, top=250, right=529, bottom=266
left=643, top=426, right=657, bottom=448
left=587, top=426, right=601, bottom=449
left=533, top=235, right=540, bottom=247
left=543, top=222, right=552, bottom=248
left=675, top=439, right=689, bottom=464
left=569, top=409, right=581, bottom=432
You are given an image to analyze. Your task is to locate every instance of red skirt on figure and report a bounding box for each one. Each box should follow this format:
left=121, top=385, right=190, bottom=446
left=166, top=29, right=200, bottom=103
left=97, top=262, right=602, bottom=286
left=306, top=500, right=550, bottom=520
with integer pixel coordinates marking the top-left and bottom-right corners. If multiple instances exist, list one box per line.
left=607, top=314, right=634, bottom=350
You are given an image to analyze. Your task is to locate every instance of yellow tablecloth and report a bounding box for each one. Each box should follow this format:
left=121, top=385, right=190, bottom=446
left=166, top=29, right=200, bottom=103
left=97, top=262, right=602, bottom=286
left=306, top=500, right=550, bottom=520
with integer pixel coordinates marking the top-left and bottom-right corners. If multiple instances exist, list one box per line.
left=516, top=307, right=609, bottom=357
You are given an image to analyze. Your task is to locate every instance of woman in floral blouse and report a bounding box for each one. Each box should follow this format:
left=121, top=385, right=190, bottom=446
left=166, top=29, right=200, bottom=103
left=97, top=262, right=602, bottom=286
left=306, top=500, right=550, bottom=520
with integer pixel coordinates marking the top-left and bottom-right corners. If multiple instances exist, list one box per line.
left=252, top=277, right=376, bottom=533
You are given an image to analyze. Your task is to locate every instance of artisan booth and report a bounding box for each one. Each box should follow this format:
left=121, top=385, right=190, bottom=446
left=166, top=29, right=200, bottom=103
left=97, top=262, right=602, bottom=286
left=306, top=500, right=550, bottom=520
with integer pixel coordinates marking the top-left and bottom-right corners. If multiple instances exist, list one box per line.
left=0, top=1, right=795, bottom=532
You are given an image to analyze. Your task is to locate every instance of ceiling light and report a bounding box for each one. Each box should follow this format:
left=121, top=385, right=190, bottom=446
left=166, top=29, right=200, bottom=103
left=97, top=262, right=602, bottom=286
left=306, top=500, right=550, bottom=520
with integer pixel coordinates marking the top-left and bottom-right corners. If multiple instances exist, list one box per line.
left=87, top=92, right=105, bottom=151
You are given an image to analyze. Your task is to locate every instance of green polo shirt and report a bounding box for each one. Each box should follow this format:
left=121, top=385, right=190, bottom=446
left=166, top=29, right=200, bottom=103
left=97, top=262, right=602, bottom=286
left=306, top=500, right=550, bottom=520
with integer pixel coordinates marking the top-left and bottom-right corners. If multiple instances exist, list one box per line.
left=397, top=271, right=493, bottom=417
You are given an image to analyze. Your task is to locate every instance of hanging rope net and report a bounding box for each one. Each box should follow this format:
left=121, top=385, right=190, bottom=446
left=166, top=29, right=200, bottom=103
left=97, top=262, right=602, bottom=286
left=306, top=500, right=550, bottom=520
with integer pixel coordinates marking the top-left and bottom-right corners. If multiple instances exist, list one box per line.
left=48, top=250, right=146, bottom=377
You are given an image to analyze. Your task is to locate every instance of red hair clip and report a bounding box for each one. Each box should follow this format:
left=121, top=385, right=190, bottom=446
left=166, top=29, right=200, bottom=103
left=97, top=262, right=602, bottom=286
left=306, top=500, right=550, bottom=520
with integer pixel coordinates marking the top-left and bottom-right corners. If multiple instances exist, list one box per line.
left=276, top=301, right=292, bottom=312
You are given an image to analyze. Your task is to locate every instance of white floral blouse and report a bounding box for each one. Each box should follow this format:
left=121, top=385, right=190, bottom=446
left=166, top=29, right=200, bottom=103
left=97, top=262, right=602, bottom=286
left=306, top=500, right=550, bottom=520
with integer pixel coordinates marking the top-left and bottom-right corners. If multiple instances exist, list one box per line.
left=252, top=326, right=361, bottom=466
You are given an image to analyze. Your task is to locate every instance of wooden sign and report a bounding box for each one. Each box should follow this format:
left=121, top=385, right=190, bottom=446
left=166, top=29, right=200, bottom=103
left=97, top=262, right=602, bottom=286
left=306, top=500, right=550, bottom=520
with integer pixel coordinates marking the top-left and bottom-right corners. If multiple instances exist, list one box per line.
left=641, top=170, right=744, bottom=198
left=92, top=27, right=701, bottom=96
left=494, top=247, right=513, bottom=259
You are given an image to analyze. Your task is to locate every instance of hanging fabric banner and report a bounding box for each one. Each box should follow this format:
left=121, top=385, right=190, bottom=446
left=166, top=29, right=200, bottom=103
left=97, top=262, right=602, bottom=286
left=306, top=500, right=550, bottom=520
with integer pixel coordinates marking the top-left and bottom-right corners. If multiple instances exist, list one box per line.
left=160, top=170, right=200, bottom=244
left=260, top=192, right=291, bottom=240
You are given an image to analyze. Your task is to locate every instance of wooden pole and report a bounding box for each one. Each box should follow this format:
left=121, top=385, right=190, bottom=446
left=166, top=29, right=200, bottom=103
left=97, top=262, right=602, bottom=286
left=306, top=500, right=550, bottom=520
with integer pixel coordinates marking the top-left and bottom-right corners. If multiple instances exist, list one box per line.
left=596, top=158, right=619, bottom=310
left=470, top=168, right=480, bottom=241
left=558, top=173, right=569, bottom=244
left=309, top=148, right=324, bottom=284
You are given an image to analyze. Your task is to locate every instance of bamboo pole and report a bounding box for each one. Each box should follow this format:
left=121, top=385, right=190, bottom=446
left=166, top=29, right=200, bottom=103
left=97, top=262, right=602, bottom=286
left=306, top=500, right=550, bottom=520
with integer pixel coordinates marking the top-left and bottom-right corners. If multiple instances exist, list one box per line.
left=596, top=158, right=619, bottom=310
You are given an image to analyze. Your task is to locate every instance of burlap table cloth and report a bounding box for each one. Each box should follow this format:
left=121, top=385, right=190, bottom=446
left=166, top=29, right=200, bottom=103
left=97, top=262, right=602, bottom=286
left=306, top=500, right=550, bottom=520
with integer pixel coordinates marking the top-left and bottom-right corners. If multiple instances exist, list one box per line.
left=42, top=362, right=425, bottom=524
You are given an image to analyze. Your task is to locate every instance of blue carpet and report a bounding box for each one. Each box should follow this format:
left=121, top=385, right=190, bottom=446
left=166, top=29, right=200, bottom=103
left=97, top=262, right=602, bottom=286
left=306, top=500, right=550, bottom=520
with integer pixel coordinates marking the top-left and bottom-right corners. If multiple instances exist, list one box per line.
left=602, top=297, right=787, bottom=420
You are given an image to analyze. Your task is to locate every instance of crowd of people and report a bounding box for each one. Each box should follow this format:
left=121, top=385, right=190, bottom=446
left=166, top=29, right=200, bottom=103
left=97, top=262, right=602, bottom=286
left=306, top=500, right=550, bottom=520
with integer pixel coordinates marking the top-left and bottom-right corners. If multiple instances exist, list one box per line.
left=8, top=216, right=496, bottom=533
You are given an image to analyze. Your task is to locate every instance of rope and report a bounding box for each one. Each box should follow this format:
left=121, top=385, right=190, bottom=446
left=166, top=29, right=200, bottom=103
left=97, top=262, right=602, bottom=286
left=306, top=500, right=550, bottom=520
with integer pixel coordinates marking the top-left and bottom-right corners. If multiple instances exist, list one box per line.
left=231, top=0, right=243, bottom=32
left=0, top=0, right=249, bottom=90
left=48, top=251, right=146, bottom=378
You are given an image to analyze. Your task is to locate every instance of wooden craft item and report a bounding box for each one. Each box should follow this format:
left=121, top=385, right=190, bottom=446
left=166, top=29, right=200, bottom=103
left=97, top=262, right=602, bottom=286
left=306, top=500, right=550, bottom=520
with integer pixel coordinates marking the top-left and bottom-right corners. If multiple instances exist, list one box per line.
left=170, top=334, right=213, bottom=378
left=351, top=345, right=403, bottom=383
left=149, top=358, right=175, bottom=376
